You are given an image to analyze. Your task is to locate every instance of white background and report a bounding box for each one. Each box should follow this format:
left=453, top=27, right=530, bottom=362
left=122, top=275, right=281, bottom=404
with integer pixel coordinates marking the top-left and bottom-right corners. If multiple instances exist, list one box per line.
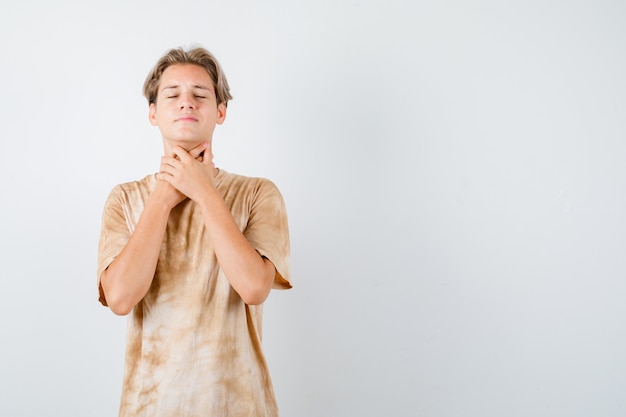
left=1, top=1, right=625, bottom=416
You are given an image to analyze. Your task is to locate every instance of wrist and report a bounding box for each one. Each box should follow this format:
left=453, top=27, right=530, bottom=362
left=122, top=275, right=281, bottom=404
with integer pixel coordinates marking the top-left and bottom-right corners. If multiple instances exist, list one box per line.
left=150, top=182, right=184, bottom=212
left=195, top=185, right=222, bottom=212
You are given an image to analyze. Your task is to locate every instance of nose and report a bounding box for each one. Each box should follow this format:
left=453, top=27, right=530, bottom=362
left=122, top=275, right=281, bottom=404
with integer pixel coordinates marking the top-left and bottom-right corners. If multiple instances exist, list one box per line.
left=179, top=93, right=195, bottom=109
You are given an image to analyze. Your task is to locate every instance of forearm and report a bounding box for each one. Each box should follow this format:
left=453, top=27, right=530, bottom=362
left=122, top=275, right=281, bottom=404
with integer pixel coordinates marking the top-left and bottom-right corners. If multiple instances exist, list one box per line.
left=100, top=197, right=172, bottom=315
left=197, top=189, right=275, bottom=305
left=156, top=145, right=275, bottom=304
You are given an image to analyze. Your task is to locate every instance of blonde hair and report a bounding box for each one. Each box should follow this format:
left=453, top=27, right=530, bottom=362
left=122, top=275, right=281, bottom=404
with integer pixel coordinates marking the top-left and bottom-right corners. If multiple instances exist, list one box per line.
left=143, top=46, right=232, bottom=107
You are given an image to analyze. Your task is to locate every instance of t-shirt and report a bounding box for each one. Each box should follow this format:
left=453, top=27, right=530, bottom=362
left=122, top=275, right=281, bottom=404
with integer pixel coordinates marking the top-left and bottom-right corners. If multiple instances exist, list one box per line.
left=97, top=169, right=291, bottom=417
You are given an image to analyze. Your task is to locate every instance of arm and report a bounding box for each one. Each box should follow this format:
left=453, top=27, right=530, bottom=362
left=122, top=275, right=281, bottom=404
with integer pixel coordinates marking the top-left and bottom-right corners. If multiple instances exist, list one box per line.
left=100, top=144, right=207, bottom=315
left=99, top=182, right=181, bottom=315
left=159, top=144, right=276, bottom=305
left=196, top=186, right=276, bottom=305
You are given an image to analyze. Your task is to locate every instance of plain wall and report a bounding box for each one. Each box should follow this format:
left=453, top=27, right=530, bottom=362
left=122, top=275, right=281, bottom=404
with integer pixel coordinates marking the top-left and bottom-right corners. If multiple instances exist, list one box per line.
left=1, top=0, right=625, bottom=416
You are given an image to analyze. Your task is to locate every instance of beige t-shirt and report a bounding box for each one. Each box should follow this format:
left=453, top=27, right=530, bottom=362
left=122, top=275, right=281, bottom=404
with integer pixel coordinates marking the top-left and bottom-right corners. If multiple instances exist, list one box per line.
left=97, top=169, right=291, bottom=417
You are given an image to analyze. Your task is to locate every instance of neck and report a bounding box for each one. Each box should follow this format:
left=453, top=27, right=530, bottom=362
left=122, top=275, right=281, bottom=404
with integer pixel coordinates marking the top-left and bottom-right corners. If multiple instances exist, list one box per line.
left=163, top=140, right=207, bottom=154
left=162, top=139, right=219, bottom=177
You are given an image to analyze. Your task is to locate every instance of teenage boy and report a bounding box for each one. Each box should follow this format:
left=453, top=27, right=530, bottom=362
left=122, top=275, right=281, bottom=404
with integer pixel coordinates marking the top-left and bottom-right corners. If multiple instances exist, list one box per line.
left=97, top=46, right=291, bottom=417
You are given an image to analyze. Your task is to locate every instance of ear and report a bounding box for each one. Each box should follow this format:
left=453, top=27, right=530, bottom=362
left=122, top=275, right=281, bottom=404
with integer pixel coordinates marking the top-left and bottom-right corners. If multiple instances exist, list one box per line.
left=149, top=102, right=158, bottom=126
left=216, top=102, right=227, bottom=125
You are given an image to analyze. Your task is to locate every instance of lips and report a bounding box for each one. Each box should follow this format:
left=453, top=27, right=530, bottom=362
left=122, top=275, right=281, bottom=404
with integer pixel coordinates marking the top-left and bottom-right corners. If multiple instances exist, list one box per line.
left=176, top=115, right=198, bottom=122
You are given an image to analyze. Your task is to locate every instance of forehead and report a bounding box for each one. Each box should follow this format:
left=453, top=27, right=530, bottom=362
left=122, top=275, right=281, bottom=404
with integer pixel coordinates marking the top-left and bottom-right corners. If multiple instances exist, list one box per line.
left=159, top=64, right=215, bottom=90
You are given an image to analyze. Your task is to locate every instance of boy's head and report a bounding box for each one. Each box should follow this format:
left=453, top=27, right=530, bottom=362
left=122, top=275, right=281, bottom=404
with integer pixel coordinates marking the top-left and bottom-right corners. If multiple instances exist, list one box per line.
left=143, top=46, right=232, bottom=107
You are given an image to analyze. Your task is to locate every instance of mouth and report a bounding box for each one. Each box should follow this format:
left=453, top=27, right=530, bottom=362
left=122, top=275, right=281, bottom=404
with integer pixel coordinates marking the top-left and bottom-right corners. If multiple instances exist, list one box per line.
left=176, top=115, right=198, bottom=122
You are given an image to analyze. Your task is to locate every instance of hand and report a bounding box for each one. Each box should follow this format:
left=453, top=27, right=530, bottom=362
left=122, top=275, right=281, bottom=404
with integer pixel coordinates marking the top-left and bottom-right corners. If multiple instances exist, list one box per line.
left=156, top=142, right=217, bottom=203
left=153, top=142, right=209, bottom=209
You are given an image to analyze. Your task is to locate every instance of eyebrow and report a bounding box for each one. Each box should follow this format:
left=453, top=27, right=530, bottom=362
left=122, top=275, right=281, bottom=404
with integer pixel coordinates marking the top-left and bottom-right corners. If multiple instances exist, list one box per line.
left=161, top=84, right=212, bottom=92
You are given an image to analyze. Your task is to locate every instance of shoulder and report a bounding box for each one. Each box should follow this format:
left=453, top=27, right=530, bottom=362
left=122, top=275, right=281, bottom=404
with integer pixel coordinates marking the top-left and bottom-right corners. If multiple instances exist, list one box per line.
left=104, top=174, right=156, bottom=206
left=218, top=169, right=281, bottom=196
left=107, top=174, right=155, bottom=194
left=115, top=174, right=156, bottom=193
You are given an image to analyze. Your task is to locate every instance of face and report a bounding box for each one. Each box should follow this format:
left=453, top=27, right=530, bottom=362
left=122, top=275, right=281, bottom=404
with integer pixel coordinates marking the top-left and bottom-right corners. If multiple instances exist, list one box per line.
left=149, top=64, right=226, bottom=150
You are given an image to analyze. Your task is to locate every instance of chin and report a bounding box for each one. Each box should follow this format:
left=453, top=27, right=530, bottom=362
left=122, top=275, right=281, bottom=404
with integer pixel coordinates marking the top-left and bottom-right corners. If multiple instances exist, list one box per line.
left=165, top=138, right=207, bottom=151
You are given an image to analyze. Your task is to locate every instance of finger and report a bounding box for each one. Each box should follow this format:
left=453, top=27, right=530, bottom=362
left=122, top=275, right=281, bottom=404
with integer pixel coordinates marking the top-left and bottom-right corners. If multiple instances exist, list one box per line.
left=188, top=142, right=208, bottom=160
left=170, top=145, right=193, bottom=162
left=158, top=165, right=174, bottom=178
left=161, top=156, right=180, bottom=170
left=155, top=173, right=179, bottom=193
left=155, top=172, right=170, bottom=181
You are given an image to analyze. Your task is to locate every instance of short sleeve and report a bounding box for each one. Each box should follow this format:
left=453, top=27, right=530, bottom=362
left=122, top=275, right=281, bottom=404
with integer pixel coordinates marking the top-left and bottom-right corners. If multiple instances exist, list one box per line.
left=244, top=180, right=292, bottom=290
left=96, top=185, right=132, bottom=306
